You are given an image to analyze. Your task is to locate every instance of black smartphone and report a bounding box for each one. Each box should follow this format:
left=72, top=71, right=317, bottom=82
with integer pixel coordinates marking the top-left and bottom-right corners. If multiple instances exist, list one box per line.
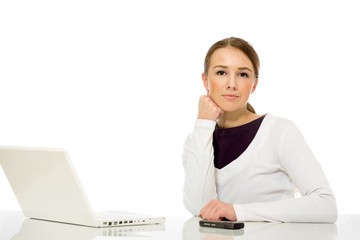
left=199, top=219, right=245, bottom=230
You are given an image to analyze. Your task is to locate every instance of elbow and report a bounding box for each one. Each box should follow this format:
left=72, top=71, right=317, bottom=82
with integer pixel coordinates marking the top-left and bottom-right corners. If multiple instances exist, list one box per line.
left=328, top=210, right=338, bottom=223
left=182, top=179, right=205, bottom=217
left=183, top=195, right=200, bottom=217
left=183, top=184, right=199, bottom=216
left=326, top=197, right=338, bottom=223
left=322, top=208, right=338, bottom=223
left=318, top=193, right=338, bottom=223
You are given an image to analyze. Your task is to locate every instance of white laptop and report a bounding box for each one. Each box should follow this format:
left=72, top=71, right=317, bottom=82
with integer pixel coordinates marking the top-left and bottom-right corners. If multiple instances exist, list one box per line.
left=0, top=146, right=165, bottom=228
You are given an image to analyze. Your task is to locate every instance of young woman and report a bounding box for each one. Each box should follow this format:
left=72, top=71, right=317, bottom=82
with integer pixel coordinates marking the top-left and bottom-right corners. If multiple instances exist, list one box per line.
left=182, top=37, right=338, bottom=223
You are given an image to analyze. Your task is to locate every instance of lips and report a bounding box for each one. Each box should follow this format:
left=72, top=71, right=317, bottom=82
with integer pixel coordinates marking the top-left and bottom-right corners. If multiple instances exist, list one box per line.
left=222, top=94, right=239, bottom=100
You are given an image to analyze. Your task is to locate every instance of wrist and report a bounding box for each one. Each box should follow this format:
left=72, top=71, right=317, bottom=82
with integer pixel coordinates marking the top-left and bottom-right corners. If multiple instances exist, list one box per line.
left=197, top=113, right=220, bottom=121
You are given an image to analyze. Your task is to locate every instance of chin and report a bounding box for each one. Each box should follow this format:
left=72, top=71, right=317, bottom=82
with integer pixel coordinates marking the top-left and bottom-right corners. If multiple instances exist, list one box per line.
left=218, top=102, right=247, bottom=113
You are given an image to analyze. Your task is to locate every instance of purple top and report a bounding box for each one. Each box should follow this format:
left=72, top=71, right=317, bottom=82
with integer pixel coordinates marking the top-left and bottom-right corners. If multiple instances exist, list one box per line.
left=213, top=115, right=265, bottom=169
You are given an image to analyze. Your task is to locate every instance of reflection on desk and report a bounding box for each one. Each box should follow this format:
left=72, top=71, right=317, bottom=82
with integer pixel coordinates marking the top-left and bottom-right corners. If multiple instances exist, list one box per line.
left=10, top=218, right=165, bottom=239
left=183, top=217, right=338, bottom=240
left=1, top=211, right=360, bottom=239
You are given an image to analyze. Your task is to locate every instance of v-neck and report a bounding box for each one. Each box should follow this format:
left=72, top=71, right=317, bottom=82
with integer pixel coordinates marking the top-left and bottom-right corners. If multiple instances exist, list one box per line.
left=215, top=113, right=271, bottom=172
left=213, top=115, right=266, bottom=169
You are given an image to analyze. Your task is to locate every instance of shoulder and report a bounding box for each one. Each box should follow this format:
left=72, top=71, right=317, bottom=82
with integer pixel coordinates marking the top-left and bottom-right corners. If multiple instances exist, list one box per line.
left=263, top=113, right=297, bottom=130
left=263, top=113, right=310, bottom=151
left=260, top=113, right=303, bottom=143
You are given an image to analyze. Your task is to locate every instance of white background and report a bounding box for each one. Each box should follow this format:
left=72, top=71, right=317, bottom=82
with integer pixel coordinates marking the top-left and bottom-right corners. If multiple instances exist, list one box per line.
left=1, top=0, right=359, bottom=217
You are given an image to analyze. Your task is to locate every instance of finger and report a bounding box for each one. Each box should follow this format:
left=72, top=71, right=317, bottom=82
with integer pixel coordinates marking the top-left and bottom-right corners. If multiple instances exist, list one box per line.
left=200, top=202, right=215, bottom=220
left=200, top=205, right=211, bottom=220
left=203, top=208, right=221, bottom=221
left=201, top=202, right=219, bottom=220
left=206, top=208, right=218, bottom=220
left=212, top=203, right=225, bottom=220
left=210, top=208, right=223, bottom=221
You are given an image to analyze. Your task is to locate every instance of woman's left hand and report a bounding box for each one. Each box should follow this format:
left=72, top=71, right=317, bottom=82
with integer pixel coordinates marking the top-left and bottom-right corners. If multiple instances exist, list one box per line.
left=199, top=200, right=237, bottom=221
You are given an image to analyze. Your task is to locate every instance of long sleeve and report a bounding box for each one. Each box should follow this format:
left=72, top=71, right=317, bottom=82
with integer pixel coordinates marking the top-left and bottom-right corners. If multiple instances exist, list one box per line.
left=183, top=114, right=338, bottom=223
left=233, top=121, right=338, bottom=223
left=182, top=119, right=218, bottom=215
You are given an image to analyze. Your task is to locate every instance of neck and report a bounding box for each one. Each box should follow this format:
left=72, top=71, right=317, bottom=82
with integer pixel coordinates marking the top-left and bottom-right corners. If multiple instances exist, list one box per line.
left=218, top=107, right=258, bottom=128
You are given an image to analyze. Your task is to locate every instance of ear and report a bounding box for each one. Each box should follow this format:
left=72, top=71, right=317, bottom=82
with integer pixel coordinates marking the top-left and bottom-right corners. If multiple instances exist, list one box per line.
left=251, top=77, right=258, bottom=94
left=202, top=73, right=209, bottom=93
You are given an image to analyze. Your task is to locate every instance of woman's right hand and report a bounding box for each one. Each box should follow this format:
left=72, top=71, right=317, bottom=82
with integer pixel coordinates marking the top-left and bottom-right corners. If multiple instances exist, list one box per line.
left=197, top=93, right=224, bottom=121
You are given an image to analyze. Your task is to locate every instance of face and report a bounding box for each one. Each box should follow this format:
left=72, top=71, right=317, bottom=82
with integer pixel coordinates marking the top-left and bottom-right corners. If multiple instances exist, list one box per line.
left=202, top=47, right=258, bottom=113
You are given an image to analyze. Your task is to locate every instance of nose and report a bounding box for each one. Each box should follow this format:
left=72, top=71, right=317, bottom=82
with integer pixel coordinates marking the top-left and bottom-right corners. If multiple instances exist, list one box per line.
left=226, top=75, right=238, bottom=91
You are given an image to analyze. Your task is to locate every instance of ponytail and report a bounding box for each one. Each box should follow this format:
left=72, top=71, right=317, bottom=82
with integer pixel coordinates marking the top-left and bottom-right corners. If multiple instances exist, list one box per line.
left=247, top=103, right=256, bottom=114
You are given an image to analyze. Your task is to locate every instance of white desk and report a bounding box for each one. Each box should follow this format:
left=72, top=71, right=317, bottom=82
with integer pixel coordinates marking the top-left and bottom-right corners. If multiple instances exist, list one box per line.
left=0, top=211, right=359, bottom=240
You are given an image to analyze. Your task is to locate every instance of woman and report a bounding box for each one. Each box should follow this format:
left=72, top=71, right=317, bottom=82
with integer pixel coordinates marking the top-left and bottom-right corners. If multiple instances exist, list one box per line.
left=182, top=37, right=338, bottom=223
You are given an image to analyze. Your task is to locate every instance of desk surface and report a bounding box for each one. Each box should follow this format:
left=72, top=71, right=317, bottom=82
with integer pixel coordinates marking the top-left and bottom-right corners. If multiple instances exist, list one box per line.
left=0, top=211, right=359, bottom=240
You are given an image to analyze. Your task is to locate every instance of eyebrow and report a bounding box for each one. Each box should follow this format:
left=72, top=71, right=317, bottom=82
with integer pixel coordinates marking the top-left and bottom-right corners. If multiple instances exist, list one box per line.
left=213, top=65, right=253, bottom=72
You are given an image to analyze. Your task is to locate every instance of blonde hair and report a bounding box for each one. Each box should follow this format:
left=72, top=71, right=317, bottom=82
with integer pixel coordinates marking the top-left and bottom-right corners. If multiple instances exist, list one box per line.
left=204, top=37, right=260, bottom=113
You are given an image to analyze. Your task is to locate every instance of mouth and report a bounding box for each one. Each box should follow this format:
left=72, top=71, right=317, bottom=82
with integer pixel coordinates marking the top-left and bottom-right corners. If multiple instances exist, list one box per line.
left=222, top=94, right=239, bottom=100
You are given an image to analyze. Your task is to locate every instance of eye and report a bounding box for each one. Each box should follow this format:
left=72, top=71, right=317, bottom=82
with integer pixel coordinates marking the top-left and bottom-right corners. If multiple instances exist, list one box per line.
left=239, top=72, right=249, bottom=78
left=216, top=70, right=227, bottom=76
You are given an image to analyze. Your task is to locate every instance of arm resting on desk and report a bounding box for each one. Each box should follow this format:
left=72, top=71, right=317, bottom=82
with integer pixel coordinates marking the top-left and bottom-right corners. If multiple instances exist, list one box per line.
left=234, top=122, right=338, bottom=223
left=182, top=119, right=218, bottom=216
